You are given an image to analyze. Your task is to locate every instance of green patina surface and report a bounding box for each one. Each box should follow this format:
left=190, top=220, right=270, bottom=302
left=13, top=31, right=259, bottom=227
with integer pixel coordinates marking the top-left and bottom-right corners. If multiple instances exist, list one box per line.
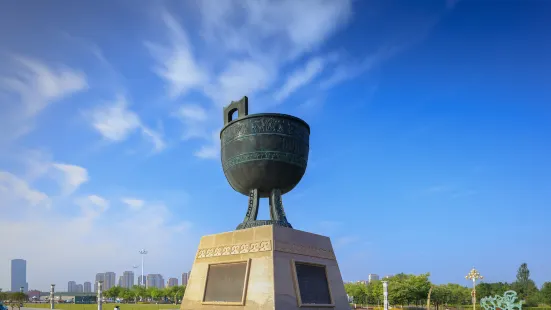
left=481, top=290, right=524, bottom=310
left=222, top=151, right=307, bottom=172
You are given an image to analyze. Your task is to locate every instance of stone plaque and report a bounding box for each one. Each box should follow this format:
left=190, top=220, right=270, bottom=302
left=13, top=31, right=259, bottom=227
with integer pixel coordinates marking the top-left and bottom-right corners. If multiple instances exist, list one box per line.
left=294, top=262, right=332, bottom=305
left=203, top=261, right=249, bottom=303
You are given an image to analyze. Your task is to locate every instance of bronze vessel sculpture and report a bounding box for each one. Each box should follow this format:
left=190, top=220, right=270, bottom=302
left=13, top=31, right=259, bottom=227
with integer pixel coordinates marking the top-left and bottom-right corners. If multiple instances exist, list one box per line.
left=220, top=96, right=310, bottom=230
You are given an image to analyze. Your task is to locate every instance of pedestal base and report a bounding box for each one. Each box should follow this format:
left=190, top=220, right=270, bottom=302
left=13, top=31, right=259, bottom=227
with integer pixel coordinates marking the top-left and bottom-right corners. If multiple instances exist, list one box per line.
left=181, top=225, right=350, bottom=310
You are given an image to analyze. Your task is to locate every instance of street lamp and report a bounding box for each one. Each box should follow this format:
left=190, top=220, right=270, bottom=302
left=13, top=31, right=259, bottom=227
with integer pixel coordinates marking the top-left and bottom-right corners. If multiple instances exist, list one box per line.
left=139, top=249, right=148, bottom=288
left=465, top=267, right=484, bottom=310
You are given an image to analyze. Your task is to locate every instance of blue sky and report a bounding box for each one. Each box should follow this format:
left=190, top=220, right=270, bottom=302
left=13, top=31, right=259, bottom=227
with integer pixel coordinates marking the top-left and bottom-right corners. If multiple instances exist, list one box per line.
left=1, top=0, right=550, bottom=291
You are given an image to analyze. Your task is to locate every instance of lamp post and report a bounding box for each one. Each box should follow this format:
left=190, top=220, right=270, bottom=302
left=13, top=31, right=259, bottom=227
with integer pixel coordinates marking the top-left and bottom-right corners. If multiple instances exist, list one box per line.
left=139, top=249, right=148, bottom=288
left=465, top=267, right=484, bottom=310
left=97, top=281, right=103, bottom=310
left=383, top=281, right=389, bottom=310
left=50, top=284, right=55, bottom=310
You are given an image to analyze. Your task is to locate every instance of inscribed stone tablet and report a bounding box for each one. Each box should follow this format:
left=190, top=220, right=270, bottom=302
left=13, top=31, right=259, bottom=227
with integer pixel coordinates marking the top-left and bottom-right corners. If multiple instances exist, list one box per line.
left=203, top=261, right=248, bottom=303
left=295, top=262, right=332, bottom=305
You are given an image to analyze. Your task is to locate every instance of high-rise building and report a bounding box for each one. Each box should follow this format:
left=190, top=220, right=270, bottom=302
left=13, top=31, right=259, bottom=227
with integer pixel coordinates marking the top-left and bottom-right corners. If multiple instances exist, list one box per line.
left=95, top=273, right=105, bottom=292
left=181, top=272, right=189, bottom=286
left=68, top=281, right=77, bottom=292
left=168, top=278, right=178, bottom=287
left=368, top=274, right=380, bottom=282
left=10, top=259, right=27, bottom=293
left=122, top=271, right=134, bottom=288
left=138, top=275, right=146, bottom=287
left=118, top=276, right=123, bottom=287
left=76, top=284, right=83, bottom=293
left=146, top=274, right=164, bottom=289
left=104, top=272, right=116, bottom=290
left=84, top=282, right=92, bottom=293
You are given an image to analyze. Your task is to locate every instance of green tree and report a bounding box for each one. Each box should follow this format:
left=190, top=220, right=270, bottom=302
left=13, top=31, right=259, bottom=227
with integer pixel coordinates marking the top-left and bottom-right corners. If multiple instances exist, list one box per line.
left=517, top=263, right=530, bottom=283
left=540, top=282, right=551, bottom=306
left=175, top=285, right=186, bottom=303
left=511, top=263, right=539, bottom=306
left=130, top=285, right=146, bottom=302
left=119, top=288, right=133, bottom=302
left=147, top=287, right=160, bottom=301
left=344, top=282, right=369, bottom=306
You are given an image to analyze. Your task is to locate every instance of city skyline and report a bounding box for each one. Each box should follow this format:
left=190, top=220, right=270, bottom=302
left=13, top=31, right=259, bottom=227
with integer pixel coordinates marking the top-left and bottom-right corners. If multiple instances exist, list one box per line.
left=1, top=0, right=550, bottom=290
left=12, top=265, right=190, bottom=292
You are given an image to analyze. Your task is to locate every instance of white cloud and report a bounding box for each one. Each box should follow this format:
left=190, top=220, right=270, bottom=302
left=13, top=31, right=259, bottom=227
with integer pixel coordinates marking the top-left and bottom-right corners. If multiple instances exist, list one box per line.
left=147, top=2, right=353, bottom=158
left=175, top=104, right=211, bottom=140
left=205, top=60, right=274, bottom=107
left=0, top=171, right=50, bottom=209
left=76, top=194, right=110, bottom=219
left=0, top=56, right=88, bottom=141
left=0, top=170, right=197, bottom=291
left=89, top=95, right=141, bottom=141
left=193, top=130, right=220, bottom=160
left=88, top=95, right=166, bottom=152
left=121, top=198, right=145, bottom=210
left=140, top=126, right=166, bottom=153
left=145, top=10, right=209, bottom=99
left=52, top=163, right=89, bottom=195
left=274, top=57, right=326, bottom=102
left=178, top=104, right=208, bottom=122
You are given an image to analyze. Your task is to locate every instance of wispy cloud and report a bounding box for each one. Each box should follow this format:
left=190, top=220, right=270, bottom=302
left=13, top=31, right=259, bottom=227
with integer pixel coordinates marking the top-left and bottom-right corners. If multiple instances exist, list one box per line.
left=121, top=198, right=145, bottom=211
left=0, top=171, right=50, bottom=209
left=145, top=10, right=209, bottom=99
left=52, top=163, right=89, bottom=196
left=147, top=1, right=353, bottom=158
left=274, top=57, right=326, bottom=102
left=76, top=194, right=110, bottom=219
left=0, top=55, right=88, bottom=141
left=88, top=95, right=166, bottom=152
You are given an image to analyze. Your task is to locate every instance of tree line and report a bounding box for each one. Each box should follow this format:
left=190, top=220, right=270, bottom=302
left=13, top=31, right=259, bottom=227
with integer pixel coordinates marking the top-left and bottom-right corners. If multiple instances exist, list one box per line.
left=345, top=263, right=551, bottom=308
left=102, top=285, right=186, bottom=303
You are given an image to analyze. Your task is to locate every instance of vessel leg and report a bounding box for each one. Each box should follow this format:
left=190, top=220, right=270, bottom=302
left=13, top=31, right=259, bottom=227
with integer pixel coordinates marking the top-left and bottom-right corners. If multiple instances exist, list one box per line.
left=243, top=189, right=259, bottom=221
left=269, top=189, right=293, bottom=228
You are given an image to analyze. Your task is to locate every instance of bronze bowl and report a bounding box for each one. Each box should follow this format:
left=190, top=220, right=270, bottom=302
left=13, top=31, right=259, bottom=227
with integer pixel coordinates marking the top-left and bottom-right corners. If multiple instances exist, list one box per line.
left=220, top=96, right=310, bottom=229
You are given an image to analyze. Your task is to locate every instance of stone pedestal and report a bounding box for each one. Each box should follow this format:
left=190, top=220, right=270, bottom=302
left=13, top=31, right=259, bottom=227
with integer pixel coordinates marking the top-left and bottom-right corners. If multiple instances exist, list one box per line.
left=181, top=225, right=350, bottom=310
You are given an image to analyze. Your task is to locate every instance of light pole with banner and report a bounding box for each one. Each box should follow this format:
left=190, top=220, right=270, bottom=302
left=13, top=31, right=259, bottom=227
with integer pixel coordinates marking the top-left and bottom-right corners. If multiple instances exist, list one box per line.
left=465, top=267, right=484, bottom=310
left=383, top=281, right=389, bottom=310
left=50, top=284, right=55, bottom=310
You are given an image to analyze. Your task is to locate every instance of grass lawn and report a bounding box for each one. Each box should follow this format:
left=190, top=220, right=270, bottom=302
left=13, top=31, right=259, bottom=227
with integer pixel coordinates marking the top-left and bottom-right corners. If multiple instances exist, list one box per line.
left=24, top=304, right=179, bottom=310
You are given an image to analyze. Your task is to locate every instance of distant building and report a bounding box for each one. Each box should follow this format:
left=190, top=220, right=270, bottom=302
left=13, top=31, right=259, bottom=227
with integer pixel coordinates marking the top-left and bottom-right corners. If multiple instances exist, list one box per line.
left=122, top=271, right=134, bottom=288
left=138, top=275, right=146, bottom=286
left=95, top=273, right=105, bottom=292
left=168, top=278, right=178, bottom=287
left=27, top=290, right=41, bottom=299
left=104, top=272, right=116, bottom=290
left=357, top=280, right=368, bottom=285
left=368, top=274, right=380, bottom=282
left=146, top=274, right=164, bottom=289
left=181, top=272, right=190, bottom=286
left=11, top=259, right=27, bottom=293
left=83, top=282, right=92, bottom=293
left=76, top=284, right=83, bottom=293
left=68, top=281, right=77, bottom=292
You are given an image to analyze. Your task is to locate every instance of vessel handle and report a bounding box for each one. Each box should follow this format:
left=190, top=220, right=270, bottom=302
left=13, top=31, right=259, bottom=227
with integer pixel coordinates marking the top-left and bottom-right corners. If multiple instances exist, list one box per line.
left=223, top=96, right=249, bottom=126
